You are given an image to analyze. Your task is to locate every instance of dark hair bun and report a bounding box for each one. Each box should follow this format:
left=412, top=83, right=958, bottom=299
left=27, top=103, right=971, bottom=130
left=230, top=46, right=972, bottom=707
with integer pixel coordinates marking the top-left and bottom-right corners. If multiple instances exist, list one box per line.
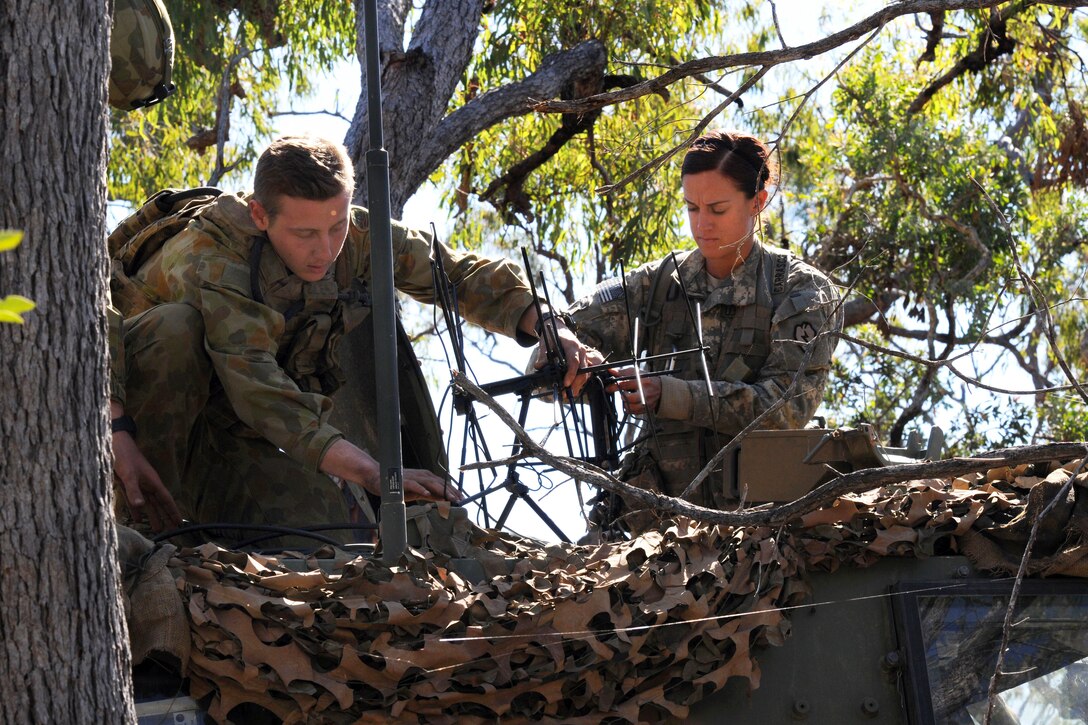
left=681, top=131, right=778, bottom=197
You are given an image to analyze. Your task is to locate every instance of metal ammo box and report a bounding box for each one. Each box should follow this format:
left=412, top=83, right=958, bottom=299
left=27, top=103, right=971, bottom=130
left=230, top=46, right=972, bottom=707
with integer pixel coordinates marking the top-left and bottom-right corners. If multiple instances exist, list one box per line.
left=724, top=424, right=945, bottom=503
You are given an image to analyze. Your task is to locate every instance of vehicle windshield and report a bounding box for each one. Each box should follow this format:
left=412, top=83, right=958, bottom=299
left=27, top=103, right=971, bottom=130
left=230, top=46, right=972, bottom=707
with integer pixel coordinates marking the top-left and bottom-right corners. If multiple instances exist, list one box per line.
left=895, top=580, right=1088, bottom=725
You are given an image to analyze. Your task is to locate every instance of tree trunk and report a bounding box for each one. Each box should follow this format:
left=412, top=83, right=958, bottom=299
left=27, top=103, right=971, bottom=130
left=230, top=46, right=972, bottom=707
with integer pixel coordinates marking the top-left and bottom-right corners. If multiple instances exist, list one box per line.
left=0, top=1, right=135, bottom=723
left=348, top=0, right=607, bottom=216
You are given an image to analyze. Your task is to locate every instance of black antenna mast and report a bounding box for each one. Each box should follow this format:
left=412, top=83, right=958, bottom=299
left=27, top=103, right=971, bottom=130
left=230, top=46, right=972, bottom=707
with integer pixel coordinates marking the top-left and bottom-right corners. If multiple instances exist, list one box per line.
left=362, top=0, right=406, bottom=562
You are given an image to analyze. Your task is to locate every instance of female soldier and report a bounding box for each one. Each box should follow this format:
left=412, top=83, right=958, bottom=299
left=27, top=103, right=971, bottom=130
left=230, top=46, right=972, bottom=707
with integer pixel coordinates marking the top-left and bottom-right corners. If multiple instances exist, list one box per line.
left=561, top=130, right=842, bottom=533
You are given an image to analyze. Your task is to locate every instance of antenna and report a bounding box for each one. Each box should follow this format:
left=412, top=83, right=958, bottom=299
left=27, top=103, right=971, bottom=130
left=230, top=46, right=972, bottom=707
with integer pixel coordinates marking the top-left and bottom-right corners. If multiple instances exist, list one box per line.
left=362, top=0, right=406, bottom=563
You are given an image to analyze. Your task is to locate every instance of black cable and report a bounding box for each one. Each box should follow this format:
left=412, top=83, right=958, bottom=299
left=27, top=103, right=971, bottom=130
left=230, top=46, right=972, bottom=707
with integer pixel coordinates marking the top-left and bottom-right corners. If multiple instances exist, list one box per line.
left=232, top=523, right=382, bottom=550
left=152, top=522, right=365, bottom=548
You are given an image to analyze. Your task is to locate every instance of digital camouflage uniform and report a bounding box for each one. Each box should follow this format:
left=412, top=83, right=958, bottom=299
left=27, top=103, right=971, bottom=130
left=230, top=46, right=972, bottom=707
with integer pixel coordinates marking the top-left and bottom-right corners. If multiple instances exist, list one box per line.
left=109, top=192, right=535, bottom=541
left=567, top=244, right=841, bottom=527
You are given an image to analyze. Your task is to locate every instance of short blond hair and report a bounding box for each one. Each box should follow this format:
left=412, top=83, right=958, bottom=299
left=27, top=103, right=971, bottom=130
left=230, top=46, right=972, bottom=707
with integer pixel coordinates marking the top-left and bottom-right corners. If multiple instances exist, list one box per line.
left=253, top=136, right=355, bottom=218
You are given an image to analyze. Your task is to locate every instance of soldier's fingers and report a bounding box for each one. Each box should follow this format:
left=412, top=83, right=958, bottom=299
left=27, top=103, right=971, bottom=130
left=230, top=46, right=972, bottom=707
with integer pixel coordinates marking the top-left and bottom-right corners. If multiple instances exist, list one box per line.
left=434, top=476, right=462, bottom=502
left=140, top=465, right=181, bottom=529
left=405, top=469, right=459, bottom=502
left=563, top=353, right=580, bottom=389
left=569, top=371, right=587, bottom=397
left=145, top=500, right=165, bottom=533
left=533, top=344, right=548, bottom=370
left=622, top=388, right=644, bottom=412
left=402, top=480, right=432, bottom=499
left=119, top=476, right=146, bottom=511
left=152, top=488, right=183, bottom=529
left=117, top=476, right=151, bottom=528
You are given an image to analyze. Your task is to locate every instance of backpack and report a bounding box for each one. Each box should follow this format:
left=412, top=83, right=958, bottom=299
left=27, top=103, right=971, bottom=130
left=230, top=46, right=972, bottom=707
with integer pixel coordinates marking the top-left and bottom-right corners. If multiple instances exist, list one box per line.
left=108, top=187, right=221, bottom=269
left=108, top=187, right=221, bottom=315
left=109, top=0, right=177, bottom=110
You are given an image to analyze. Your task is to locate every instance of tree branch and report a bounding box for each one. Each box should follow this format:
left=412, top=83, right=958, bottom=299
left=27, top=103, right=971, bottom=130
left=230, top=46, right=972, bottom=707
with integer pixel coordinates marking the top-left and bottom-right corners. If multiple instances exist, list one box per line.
left=348, top=0, right=489, bottom=211
left=480, top=74, right=641, bottom=222
left=984, top=452, right=1088, bottom=725
left=597, top=66, right=770, bottom=194
left=917, top=10, right=946, bottom=64
left=837, top=330, right=1083, bottom=396
left=972, top=177, right=1088, bottom=405
left=601, top=21, right=879, bottom=195
left=889, top=298, right=955, bottom=446
left=907, top=4, right=1020, bottom=116
left=531, top=1, right=1086, bottom=116
left=453, top=368, right=1088, bottom=527
left=394, top=40, right=608, bottom=212
left=206, top=32, right=252, bottom=187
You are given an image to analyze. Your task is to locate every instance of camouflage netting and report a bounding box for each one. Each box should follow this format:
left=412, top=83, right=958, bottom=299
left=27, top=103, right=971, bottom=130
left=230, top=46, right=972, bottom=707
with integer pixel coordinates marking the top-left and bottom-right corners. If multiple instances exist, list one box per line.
left=121, top=461, right=1088, bottom=723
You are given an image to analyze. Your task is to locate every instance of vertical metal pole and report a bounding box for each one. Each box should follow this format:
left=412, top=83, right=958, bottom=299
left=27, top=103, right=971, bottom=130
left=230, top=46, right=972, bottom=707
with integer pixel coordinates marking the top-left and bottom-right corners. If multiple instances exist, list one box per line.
left=361, top=0, right=406, bottom=562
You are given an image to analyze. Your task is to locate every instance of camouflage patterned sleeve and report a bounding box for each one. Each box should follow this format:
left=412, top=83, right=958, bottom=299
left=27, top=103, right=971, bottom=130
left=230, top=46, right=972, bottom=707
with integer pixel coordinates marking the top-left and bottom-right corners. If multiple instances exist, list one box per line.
left=187, top=258, right=343, bottom=472
left=565, top=264, right=654, bottom=363
left=657, top=260, right=842, bottom=433
left=388, top=220, right=536, bottom=340
left=108, top=301, right=126, bottom=406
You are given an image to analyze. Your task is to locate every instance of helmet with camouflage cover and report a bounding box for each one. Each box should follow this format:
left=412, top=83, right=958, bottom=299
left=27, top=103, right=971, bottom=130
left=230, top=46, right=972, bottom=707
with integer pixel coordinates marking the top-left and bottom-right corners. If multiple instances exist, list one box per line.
left=109, top=0, right=176, bottom=111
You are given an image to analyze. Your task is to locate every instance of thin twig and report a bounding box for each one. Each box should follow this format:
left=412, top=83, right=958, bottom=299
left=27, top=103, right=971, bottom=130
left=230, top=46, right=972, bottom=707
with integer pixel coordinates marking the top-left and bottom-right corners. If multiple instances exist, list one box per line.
left=597, top=66, right=770, bottom=195
left=982, top=448, right=1088, bottom=725
left=769, top=0, right=789, bottom=48
left=207, top=32, right=252, bottom=187
left=271, top=109, right=351, bottom=122
left=451, top=372, right=1088, bottom=527
left=836, top=331, right=1084, bottom=396
left=971, top=177, right=1088, bottom=405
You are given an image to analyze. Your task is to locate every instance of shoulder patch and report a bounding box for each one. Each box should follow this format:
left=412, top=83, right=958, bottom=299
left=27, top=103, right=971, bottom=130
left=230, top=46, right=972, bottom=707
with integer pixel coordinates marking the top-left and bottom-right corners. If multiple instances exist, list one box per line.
left=794, top=321, right=817, bottom=343
left=593, top=278, right=625, bottom=304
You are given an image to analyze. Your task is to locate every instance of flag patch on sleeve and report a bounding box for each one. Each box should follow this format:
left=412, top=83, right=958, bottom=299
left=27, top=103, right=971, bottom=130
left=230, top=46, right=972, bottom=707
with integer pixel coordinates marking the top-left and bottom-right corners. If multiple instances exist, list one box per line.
left=594, top=279, right=625, bottom=304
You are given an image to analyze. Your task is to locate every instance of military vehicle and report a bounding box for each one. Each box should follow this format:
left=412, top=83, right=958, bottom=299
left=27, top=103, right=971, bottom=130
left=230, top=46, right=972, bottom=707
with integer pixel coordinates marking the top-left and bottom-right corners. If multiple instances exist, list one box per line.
left=124, top=371, right=1088, bottom=724
left=687, top=428, right=1088, bottom=725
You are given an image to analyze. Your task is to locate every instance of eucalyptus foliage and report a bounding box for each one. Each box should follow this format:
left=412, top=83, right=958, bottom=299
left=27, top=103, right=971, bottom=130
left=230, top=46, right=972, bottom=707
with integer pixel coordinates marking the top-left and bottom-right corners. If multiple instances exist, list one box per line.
left=108, top=0, right=354, bottom=203
left=750, top=5, right=1088, bottom=447
left=105, top=0, right=1088, bottom=448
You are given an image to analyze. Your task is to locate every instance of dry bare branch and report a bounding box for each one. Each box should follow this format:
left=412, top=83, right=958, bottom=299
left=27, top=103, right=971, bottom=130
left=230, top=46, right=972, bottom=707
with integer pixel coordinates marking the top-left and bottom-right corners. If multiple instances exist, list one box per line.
left=532, top=0, right=1087, bottom=116
left=983, top=451, right=1088, bottom=725
left=453, top=367, right=1088, bottom=527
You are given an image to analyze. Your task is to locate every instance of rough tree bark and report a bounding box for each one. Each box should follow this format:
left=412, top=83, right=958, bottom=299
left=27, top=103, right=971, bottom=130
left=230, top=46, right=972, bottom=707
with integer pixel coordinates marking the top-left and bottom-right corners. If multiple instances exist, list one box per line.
left=0, top=1, right=135, bottom=722
left=346, top=0, right=607, bottom=216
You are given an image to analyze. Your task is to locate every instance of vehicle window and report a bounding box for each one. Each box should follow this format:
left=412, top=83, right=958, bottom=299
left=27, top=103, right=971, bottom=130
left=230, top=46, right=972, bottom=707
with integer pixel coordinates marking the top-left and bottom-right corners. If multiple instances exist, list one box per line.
left=892, top=580, right=1088, bottom=725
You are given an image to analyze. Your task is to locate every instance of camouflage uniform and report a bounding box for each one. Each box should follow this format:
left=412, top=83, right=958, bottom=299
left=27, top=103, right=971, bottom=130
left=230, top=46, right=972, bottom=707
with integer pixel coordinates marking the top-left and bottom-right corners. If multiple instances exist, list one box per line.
left=109, top=0, right=175, bottom=110
left=567, top=244, right=841, bottom=525
left=110, top=192, right=535, bottom=541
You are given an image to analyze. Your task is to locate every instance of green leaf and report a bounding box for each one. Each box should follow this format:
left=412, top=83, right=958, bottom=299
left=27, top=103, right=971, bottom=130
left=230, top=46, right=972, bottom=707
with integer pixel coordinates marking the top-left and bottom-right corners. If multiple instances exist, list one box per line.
left=0, top=229, right=23, bottom=252
left=1, top=295, right=36, bottom=314
left=0, top=310, right=25, bottom=324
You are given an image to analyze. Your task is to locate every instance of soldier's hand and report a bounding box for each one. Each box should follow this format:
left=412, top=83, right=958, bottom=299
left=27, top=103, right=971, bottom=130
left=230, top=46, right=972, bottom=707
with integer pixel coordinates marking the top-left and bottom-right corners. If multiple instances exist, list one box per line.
left=322, top=440, right=462, bottom=503
left=403, top=468, right=463, bottom=503
left=533, top=320, right=604, bottom=396
left=608, top=366, right=662, bottom=415
left=112, top=430, right=183, bottom=532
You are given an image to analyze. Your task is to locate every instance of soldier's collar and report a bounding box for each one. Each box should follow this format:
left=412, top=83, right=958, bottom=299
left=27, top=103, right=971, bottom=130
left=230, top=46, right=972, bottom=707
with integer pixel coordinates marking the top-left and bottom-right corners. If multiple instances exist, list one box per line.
left=680, top=244, right=764, bottom=307
left=668, top=249, right=705, bottom=294
left=211, top=192, right=264, bottom=236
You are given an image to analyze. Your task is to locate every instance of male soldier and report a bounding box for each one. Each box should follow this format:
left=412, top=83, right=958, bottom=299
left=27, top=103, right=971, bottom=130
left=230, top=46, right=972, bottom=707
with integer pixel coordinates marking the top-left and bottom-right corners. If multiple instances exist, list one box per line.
left=109, top=135, right=593, bottom=540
